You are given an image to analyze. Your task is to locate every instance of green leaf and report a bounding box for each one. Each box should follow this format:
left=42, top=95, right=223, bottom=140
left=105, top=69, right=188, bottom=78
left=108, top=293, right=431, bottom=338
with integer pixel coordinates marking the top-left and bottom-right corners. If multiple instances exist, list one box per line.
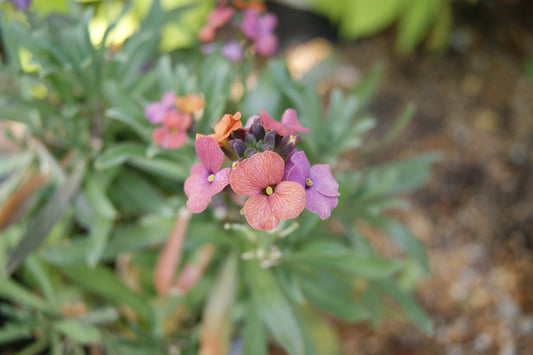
left=242, top=302, right=268, bottom=355
left=340, top=0, right=405, bottom=39
left=59, top=264, right=151, bottom=324
left=55, top=319, right=101, bottom=344
left=94, top=142, right=146, bottom=170
left=4, top=161, right=85, bottom=276
left=86, top=216, right=114, bottom=268
left=396, top=0, right=440, bottom=54
left=0, top=276, right=49, bottom=312
left=0, top=323, right=34, bottom=344
left=245, top=261, right=304, bottom=355
left=378, top=280, right=433, bottom=334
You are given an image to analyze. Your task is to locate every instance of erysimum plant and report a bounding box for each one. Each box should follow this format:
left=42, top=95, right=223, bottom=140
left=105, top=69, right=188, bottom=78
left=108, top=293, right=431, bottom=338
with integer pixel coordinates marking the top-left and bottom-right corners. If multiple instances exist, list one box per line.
left=0, top=1, right=438, bottom=354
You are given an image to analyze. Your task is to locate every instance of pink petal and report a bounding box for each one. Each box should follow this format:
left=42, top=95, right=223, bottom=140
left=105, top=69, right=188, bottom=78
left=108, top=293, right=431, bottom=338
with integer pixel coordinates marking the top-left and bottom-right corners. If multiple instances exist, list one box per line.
left=163, top=131, right=188, bottom=149
left=241, top=9, right=259, bottom=40
left=255, top=34, right=278, bottom=57
left=152, top=126, right=168, bottom=146
left=185, top=165, right=230, bottom=213
left=145, top=103, right=166, bottom=124
left=280, top=108, right=311, bottom=134
left=163, top=111, right=192, bottom=130
left=244, top=194, right=279, bottom=230
left=305, top=188, right=338, bottom=220
left=260, top=108, right=294, bottom=136
left=243, top=151, right=284, bottom=189
left=230, top=160, right=260, bottom=197
left=309, top=164, right=340, bottom=197
left=196, top=136, right=223, bottom=173
left=161, top=92, right=176, bottom=108
left=269, top=181, right=306, bottom=220
left=208, top=7, right=235, bottom=28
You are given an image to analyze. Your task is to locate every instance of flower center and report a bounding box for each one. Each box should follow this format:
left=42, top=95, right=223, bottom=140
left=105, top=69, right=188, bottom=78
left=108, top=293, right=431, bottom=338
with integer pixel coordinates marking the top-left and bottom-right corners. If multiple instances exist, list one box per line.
left=207, top=174, right=215, bottom=182
left=265, top=186, right=274, bottom=195
left=305, top=178, right=313, bottom=187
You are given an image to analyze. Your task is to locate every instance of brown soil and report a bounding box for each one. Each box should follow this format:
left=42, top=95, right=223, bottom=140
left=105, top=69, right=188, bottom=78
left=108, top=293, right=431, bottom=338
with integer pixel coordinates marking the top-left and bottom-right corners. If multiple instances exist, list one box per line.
left=326, top=1, right=533, bottom=354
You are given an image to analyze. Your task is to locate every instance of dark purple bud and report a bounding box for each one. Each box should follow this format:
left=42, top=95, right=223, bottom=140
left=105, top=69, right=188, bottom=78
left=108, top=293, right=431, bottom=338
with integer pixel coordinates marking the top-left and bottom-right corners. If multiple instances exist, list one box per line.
left=228, top=139, right=246, bottom=156
left=279, top=134, right=300, bottom=160
left=250, top=119, right=266, bottom=140
left=244, top=147, right=257, bottom=158
left=261, top=144, right=274, bottom=152
left=245, top=131, right=256, bottom=146
left=264, top=130, right=276, bottom=146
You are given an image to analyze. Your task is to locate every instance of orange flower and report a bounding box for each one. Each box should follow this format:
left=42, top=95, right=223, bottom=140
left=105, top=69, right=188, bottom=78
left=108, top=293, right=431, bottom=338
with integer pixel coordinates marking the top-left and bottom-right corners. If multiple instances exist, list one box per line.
left=198, top=112, right=242, bottom=146
left=175, top=94, right=205, bottom=114
left=232, top=0, right=265, bottom=12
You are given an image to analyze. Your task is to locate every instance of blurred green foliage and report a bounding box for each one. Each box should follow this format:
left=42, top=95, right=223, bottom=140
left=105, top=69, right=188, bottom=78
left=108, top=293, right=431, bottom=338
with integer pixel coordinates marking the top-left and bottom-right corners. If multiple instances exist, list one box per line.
left=0, top=1, right=438, bottom=354
left=301, top=0, right=477, bottom=53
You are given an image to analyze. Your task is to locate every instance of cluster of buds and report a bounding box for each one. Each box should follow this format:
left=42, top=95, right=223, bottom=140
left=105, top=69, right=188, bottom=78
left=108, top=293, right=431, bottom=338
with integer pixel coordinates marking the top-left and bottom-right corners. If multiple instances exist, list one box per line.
left=199, top=0, right=278, bottom=62
left=184, top=109, right=340, bottom=230
left=144, top=92, right=205, bottom=149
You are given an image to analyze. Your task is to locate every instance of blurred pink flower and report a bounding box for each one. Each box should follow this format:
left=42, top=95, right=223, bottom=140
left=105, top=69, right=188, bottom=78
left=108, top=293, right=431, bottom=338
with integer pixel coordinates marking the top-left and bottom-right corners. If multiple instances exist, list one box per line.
left=221, top=40, right=244, bottom=62
left=185, top=136, right=231, bottom=213
left=144, top=92, right=176, bottom=124
left=241, top=9, right=278, bottom=56
left=230, top=151, right=305, bottom=230
left=152, top=111, right=192, bottom=149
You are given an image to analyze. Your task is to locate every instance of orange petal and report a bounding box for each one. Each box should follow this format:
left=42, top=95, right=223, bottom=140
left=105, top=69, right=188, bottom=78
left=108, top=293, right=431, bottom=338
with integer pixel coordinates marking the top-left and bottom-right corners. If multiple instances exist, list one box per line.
left=270, top=181, right=306, bottom=220
left=176, top=94, right=205, bottom=114
left=244, top=194, right=279, bottom=230
left=211, top=112, right=242, bottom=145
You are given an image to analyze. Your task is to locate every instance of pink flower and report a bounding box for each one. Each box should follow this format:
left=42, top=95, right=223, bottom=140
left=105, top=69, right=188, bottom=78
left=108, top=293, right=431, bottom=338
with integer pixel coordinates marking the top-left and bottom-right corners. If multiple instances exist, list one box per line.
left=185, top=136, right=231, bottom=213
left=221, top=40, right=244, bottom=62
left=241, top=9, right=278, bottom=56
left=152, top=111, right=192, bottom=149
left=207, top=6, right=235, bottom=29
left=259, top=108, right=311, bottom=136
left=144, top=92, right=176, bottom=124
left=230, top=151, right=305, bottom=230
left=286, top=151, right=339, bottom=219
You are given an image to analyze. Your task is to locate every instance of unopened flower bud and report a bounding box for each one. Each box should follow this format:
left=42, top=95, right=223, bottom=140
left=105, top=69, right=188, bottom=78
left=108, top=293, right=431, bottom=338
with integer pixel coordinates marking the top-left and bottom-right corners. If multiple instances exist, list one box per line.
left=244, top=147, right=256, bottom=158
left=279, top=134, right=300, bottom=160
left=245, top=132, right=256, bottom=146
left=264, top=130, right=276, bottom=146
left=228, top=139, right=246, bottom=156
left=250, top=119, right=266, bottom=140
left=261, top=144, right=274, bottom=152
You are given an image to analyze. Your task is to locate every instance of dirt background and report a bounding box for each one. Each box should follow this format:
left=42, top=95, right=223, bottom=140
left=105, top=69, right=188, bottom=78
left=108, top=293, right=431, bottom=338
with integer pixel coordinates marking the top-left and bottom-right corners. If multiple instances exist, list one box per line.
left=274, top=0, right=533, bottom=354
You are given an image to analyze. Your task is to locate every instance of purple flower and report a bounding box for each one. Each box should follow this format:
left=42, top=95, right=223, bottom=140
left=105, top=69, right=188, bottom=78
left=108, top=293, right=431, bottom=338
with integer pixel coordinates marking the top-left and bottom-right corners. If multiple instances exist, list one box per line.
left=144, top=92, right=176, bottom=124
left=2, top=0, right=32, bottom=10
left=221, top=40, right=244, bottom=62
left=286, top=151, right=340, bottom=219
left=241, top=9, right=278, bottom=56
left=184, top=136, right=231, bottom=213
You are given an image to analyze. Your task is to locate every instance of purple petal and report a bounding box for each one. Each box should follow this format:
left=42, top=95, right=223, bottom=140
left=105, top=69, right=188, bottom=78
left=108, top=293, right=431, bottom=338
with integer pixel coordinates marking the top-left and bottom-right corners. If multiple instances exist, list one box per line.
left=145, top=103, right=166, bottom=124
left=258, top=13, right=277, bottom=36
left=280, top=108, right=311, bottom=134
left=309, top=164, right=340, bottom=197
left=196, top=136, right=224, bottom=173
left=13, top=0, right=31, bottom=10
left=221, top=41, right=244, bottom=62
left=282, top=149, right=298, bottom=180
left=305, top=188, right=338, bottom=220
left=241, top=9, right=259, bottom=40
left=286, top=151, right=310, bottom=187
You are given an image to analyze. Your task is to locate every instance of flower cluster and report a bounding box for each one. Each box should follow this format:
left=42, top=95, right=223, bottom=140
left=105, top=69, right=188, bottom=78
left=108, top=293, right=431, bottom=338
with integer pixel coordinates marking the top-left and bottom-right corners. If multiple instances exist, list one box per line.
left=184, top=109, right=340, bottom=230
left=144, top=92, right=205, bottom=149
left=199, top=0, right=278, bottom=62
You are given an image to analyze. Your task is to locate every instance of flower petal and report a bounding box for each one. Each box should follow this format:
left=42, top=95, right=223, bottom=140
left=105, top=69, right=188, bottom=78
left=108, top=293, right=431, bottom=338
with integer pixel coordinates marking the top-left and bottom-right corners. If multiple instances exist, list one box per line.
left=280, top=108, right=311, bottom=134
left=163, top=111, right=192, bottom=130
left=196, top=136, right=223, bottom=173
left=230, top=160, right=259, bottom=197
left=221, top=41, right=244, bottom=62
left=244, top=151, right=284, bottom=189
left=309, top=164, right=340, bottom=197
left=211, top=112, right=242, bottom=145
left=185, top=166, right=230, bottom=213
left=270, top=181, right=306, bottom=220
left=255, top=34, right=278, bottom=56
left=145, top=103, right=166, bottom=124
left=244, top=194, right=279, bottom=230
left=285, top=150, right=310, bottom=186
left=305, top=188, right=338, bottom=220
left=260, top=108, right=293, bottom=136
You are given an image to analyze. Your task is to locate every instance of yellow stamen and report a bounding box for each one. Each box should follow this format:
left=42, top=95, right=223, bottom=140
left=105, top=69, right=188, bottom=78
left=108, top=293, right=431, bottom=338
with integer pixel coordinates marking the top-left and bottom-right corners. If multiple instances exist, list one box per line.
left=265, top=186, right=273, bottom=195
left=305, top=178, right=313, bottom=187
left=232, top=161, right=239, bottom=169
left=207, top=174, right=215, bottom=182
left=288, top=135, right=297, bottom=145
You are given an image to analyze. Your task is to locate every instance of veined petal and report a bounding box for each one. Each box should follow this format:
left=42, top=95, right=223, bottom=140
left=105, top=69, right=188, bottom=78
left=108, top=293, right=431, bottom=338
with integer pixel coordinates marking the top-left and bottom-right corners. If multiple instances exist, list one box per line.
left=270, top=181, right=306, bottom=220
left=185, top=164, right=212, bottom=213
left=309, top=164, right=340, bottom=197
left=196, top=136, right=223, bottom=173
left=230, top=160, right=259, bottom=197
left=260, top=108, right=294, bottom=136
left=244, top=194, right=279, bottom=230
left=305, top=188, right=338, bottom=220
left=243, top=151, right=284, bottom=189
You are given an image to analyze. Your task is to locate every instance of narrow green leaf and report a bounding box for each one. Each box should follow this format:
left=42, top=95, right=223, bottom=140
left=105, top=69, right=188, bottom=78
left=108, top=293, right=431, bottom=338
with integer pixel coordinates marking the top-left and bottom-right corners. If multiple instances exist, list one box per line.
left=242, top=301, right=268, bottom=355
left=94, top=142, right=146, bottom=170
left=55, top=319, right=101, bottom=344
left=378, top=280, right=433, bottom=334
left=245, top=261, right=304, bottom=355
left=0, top=323, right=34, bottom=344
left=86, top=216, right=114, bottom=268
left=0, top=276, right=49, bottom=312
left=5, top=161, right=85, bottom=276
